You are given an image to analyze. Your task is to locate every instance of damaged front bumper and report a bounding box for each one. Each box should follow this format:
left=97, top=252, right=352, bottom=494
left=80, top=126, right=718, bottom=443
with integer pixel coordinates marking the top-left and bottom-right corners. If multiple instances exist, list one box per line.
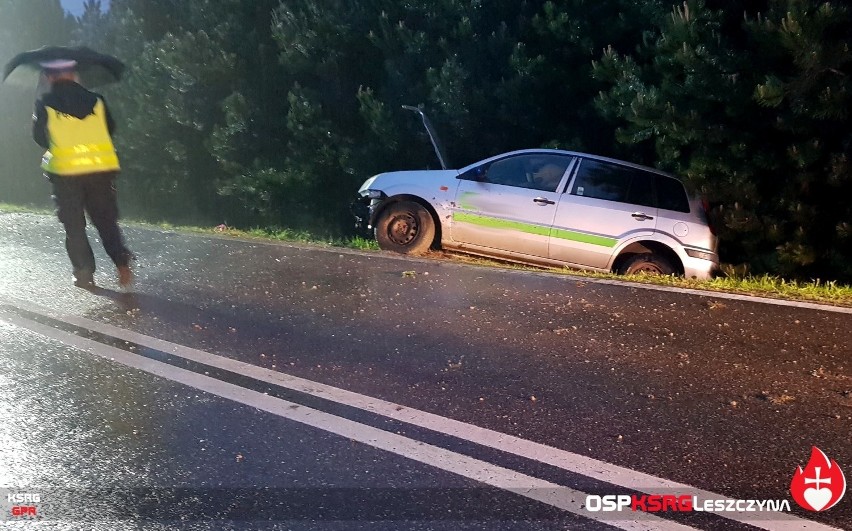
left=350, top=190, right=386, bottom=233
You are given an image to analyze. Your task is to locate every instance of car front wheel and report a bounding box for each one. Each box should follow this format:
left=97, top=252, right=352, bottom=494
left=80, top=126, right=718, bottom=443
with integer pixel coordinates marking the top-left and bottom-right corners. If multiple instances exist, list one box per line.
left=375, top=201, right=436, bottom=255
left=618, top=253, right=676, bottom=276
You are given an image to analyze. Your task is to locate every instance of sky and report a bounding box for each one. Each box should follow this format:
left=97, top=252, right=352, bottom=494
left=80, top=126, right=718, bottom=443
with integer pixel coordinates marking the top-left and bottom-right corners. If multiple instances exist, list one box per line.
left=60, top=0, right=111, bottom=17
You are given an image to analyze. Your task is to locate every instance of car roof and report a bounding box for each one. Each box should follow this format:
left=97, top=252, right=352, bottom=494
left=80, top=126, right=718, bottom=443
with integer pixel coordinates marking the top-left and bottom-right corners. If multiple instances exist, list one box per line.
left=461, top=148, right=682, bottom=182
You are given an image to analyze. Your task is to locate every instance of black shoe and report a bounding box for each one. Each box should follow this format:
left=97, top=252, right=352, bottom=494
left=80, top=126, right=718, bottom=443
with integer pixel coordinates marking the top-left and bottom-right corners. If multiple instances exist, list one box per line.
left=73, top=271, right=95, bottom=289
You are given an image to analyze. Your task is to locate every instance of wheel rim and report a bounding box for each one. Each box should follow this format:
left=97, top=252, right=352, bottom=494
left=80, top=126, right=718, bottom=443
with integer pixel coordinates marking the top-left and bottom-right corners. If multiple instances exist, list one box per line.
left=632, top=263, right=664, bottom=275
left=387, top=212, right=419, bottom=246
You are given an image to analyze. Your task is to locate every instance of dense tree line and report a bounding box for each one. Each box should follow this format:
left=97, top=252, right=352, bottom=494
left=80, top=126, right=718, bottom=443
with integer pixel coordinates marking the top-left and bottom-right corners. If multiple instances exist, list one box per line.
left=1, top=0, right=850, bottom=281
left=0, top=0, right=73, bottom=205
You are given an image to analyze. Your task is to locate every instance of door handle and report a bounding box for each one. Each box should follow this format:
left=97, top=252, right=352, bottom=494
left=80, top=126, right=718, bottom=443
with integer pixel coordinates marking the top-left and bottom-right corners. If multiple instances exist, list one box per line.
left=533, top=197, right=555, bottom=205
left=631, top=212, right=654, bottom=221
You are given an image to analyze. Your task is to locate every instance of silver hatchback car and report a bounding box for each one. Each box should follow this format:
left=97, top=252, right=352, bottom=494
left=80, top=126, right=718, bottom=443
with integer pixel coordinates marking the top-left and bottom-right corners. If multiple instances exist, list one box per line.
left=353, top=149, right=719, bottom=279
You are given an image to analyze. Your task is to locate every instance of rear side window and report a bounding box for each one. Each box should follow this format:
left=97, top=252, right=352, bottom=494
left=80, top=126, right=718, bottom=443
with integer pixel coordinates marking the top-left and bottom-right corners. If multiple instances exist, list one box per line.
left=655, top=175, right=690, bottom=213
left=571, top=159, right=655, bottom=208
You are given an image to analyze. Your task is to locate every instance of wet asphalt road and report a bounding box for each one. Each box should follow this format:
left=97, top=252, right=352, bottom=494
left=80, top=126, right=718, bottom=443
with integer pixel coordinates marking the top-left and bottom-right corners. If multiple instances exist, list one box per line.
left=0, top=211, right=850, bottom=530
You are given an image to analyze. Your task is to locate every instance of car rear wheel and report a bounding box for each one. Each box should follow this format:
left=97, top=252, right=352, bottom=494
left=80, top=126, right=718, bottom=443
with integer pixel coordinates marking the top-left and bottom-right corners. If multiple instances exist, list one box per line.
left=375, top=201, right=435, bottom=255
left=619, top=253, right=676, bottom=276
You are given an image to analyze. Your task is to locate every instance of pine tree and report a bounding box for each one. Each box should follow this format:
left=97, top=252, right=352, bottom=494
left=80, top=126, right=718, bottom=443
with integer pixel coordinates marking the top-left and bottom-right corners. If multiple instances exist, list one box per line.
left=594, top=0, right=852, bottom=280
left=0, top=0, right=73, bottom=205
left=77, top=0, right=287, bottom=224
left=749, top=1, right=852, bottom=279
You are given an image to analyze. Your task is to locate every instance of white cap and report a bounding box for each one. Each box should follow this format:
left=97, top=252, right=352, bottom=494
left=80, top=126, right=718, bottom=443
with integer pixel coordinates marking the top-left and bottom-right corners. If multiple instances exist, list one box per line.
left=39, top=59, right=78, bottom=71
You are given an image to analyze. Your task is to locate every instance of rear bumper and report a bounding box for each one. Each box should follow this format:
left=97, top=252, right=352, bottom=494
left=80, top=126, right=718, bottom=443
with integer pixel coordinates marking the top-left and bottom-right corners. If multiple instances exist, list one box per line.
left=682, top=254, right=719, bottom=280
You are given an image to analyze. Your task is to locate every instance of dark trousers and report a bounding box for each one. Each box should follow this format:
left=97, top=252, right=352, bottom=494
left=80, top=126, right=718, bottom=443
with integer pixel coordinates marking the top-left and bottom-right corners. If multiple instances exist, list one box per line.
left=49, top=171, right=132, bottom=277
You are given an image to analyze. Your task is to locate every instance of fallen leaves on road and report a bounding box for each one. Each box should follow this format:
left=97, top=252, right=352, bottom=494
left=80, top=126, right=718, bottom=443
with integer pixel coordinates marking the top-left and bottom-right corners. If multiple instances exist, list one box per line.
left=758, top=391, right=796, bottom=405
left=811, top=366, right=849, bottom=381
left=446, top=356, right=464, bottom=371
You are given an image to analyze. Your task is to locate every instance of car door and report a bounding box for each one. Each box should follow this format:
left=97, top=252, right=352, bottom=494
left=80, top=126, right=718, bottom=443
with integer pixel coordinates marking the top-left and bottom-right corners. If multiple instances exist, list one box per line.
left=451, top=153, right=574, bottom=258
left=549, top=158, right=658, bottom=269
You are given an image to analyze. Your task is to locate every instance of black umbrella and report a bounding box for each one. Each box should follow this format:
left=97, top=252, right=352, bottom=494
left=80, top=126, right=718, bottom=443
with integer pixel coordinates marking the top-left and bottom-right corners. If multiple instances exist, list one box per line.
left=3, top=46, right=124, bottom=88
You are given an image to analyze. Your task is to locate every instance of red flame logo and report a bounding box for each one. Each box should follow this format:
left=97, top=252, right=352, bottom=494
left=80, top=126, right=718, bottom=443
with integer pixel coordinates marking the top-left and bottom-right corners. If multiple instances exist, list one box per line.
left=790, top=447, right=846, bottom=512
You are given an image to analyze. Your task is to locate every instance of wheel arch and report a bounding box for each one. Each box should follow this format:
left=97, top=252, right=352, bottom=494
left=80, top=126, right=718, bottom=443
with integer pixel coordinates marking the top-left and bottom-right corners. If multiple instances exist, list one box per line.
left=373, top=194, right=442, bottom=249
left=611, top=240, right=685, bottom=276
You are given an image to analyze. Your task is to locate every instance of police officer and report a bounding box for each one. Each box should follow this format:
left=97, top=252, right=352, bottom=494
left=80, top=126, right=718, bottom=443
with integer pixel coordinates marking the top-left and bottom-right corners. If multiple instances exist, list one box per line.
left=32, top=60, right=133, bottom=289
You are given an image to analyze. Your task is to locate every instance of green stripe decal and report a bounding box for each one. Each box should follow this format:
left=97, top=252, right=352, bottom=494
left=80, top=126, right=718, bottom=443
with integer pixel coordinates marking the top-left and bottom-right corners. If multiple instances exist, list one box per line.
left=454, top=212, right=617, bottom=247
left=550, top=228, right=617, bottom=248
left=454, top=212, right=551, bottom=237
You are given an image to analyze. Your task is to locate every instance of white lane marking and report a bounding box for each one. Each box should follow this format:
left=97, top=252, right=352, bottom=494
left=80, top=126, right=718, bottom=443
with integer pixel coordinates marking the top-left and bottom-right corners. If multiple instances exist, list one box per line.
left=0, top=296, right=843, bottom=531
left=0, top=308, right=691, bottom=531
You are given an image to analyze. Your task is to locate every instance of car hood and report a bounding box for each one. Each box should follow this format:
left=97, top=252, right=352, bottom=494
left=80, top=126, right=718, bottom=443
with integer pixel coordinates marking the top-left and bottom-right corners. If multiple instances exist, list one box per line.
left=359, top=170, right=460, bottom=193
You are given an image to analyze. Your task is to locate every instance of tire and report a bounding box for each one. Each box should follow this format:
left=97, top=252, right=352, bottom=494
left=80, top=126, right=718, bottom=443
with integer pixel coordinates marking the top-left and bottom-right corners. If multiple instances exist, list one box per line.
left=618, top=253, right=676, bottom=276
left=374, top=201, right=436, bottom=255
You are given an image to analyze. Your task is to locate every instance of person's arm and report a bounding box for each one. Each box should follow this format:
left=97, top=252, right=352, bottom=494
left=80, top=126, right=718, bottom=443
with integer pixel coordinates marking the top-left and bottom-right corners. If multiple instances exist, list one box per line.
left=32, top=100, right=49, bottom=148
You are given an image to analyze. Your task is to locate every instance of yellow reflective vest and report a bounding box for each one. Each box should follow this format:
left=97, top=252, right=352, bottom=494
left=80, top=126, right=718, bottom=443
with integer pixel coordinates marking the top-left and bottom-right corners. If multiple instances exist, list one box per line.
left=41, top=99, right=120, bottom=176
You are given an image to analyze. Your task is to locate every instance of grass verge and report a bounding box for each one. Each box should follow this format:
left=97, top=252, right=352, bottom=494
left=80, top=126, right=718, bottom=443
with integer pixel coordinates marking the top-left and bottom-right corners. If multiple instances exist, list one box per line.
left=2, top=205, right=849, bottom=307
left=140, top=220, right=380, bottom=251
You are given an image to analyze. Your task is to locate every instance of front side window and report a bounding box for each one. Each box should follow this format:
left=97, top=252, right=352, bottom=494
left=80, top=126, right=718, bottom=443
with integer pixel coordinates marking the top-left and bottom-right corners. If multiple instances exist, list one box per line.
left=483, top=156, right=528, bottom=187
left=466, top=154, right=572, bottom=192
left=523, top=155, right=572, bottom=192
